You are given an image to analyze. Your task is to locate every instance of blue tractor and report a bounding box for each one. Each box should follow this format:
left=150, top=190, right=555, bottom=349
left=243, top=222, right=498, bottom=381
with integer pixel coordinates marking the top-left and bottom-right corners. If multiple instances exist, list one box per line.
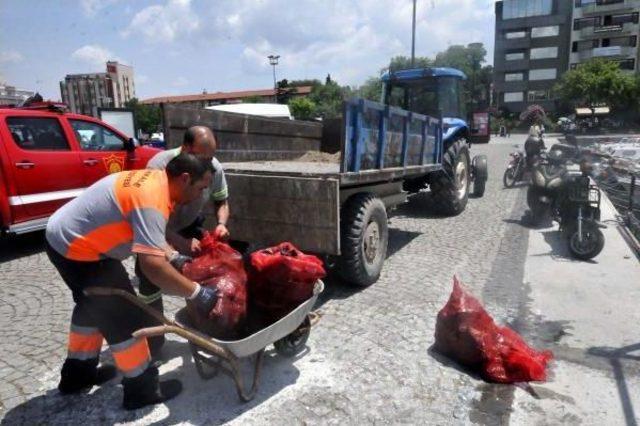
left=381, top=67, right=487, bottom=215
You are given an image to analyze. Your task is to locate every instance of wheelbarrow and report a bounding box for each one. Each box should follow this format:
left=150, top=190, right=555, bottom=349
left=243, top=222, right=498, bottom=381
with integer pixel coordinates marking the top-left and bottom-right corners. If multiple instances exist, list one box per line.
left=84, top=280, right=323, bottom=402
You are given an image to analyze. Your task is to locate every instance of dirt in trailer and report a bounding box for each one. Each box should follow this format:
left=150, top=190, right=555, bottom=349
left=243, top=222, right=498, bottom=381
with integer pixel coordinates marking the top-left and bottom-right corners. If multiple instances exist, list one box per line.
left=294, top=151, right=341, bottom=163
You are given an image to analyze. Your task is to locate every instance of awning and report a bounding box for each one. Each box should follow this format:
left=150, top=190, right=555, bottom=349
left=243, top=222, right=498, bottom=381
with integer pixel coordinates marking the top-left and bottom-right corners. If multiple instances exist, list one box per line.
left=575, top=107, right=610, bottom=116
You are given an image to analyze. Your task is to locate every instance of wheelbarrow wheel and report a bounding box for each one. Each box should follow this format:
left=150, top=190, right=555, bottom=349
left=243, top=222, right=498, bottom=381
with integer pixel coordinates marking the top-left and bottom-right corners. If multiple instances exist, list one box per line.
left=274, top=317, right=311, bottom=357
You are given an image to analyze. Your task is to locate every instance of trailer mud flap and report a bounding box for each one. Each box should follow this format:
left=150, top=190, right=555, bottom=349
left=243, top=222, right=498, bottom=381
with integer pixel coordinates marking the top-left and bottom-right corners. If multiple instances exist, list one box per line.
left=213, top=174, right=340, bottom=255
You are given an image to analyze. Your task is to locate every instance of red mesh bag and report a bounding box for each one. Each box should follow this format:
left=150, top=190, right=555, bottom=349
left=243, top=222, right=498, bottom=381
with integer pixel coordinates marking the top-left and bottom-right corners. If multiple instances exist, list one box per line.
left=249, top=242, right=325, bottom=323
left=182, top=232, right=247, bottom=338
left=434, top=276, right=553, bottom=383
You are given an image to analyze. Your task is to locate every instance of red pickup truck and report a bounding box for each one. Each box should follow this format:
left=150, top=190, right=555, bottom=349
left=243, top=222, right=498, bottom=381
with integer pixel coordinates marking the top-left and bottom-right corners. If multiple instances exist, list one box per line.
left=0, top=102, right=160, bottom=235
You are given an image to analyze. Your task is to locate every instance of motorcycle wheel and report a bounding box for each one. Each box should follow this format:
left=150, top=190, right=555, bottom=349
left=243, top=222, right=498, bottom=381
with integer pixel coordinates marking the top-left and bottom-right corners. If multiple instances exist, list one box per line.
left=503, top=168, right=517, bottom=188
left=527, top=186, right=548, bottom=224
left=567, top=222, right=605, bottom=260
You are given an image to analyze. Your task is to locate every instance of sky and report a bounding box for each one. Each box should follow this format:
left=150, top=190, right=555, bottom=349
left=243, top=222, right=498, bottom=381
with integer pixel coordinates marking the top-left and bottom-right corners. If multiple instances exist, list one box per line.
left=0, top=0, right=496, bottom=101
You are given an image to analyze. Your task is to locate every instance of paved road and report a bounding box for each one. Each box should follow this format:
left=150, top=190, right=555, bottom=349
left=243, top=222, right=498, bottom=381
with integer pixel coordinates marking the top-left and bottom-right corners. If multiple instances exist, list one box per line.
left=0, top=135, right=638, bottom=425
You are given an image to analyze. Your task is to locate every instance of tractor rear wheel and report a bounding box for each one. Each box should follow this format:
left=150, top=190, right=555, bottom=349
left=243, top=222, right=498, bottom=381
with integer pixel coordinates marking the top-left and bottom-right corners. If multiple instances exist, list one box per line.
left=430, top=139, right=471, bottom=216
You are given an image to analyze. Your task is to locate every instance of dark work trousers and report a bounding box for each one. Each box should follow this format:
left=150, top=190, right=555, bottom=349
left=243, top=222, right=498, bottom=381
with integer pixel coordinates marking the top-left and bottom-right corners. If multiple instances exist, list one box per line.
left=46, top=242, right=152, bottom=387
left=135, top=218, right=204, bottom=355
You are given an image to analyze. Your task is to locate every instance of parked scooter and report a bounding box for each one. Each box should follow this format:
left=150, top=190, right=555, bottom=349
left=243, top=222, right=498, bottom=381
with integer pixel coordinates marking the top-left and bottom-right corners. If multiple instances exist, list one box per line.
left=503, top=148, right=526, bottom=188
left=527, top=145, right=605, bottom=260
left=503, top=130, right=546, bottom=188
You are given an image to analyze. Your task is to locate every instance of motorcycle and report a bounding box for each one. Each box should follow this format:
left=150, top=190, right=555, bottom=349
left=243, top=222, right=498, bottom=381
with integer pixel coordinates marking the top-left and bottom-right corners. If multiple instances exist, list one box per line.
left=503, top=149, right=526, bottom=188
left=503, top=132, right=546, bottom=188
left=527, top=145, right=605, bottom=260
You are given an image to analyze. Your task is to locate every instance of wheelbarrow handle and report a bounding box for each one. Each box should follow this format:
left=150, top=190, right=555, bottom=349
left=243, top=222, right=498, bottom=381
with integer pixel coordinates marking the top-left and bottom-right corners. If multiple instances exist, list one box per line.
left=84, top=287, right=174, bottom=327
left=84, top=288, right=231, bottom=359
left=133, top=325, right=230, bottom=359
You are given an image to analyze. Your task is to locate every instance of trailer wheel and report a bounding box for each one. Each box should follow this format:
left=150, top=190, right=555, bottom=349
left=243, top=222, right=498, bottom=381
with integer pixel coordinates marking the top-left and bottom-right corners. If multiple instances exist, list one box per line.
left=473, top=179, right=486, bottom=198
left=472, top=155, right=488, bottom=197
left=338, top=193, right=389, bottom=287
left=430, top=138, right=471, bottom=215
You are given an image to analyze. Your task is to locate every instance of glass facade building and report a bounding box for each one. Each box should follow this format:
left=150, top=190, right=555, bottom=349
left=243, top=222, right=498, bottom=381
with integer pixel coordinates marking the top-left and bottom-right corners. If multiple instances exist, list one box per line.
left=493, top=0, right=573, bottom=113
left=502, top=0, right=553, bottom=19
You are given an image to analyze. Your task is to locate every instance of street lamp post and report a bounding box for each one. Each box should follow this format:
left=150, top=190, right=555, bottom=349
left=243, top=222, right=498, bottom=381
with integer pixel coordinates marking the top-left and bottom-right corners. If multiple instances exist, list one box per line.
left=411, top=0, right=417, bottom=67
left=268, top=54, right=280, bottom=102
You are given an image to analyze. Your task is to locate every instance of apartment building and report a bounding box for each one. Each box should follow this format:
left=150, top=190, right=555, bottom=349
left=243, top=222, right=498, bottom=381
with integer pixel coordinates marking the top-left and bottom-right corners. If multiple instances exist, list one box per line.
left=0, top=84, right=34, bottom=106
left=570, top=0, right=640, bottom=72
left=493, top=0, right=574, bottom=113
left=60, top=61, right=135, bottom=116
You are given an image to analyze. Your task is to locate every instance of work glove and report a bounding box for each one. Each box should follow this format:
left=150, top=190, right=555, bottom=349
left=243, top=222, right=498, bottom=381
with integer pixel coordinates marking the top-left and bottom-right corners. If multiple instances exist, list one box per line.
left=190, top=285, right=219, bottom=317
left=169, top=251, right=192, bottom=271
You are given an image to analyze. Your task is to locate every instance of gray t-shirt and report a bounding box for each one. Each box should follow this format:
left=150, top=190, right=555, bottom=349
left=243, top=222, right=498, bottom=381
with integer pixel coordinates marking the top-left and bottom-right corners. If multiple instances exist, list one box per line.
left=147, top=147, right=228, bottom=231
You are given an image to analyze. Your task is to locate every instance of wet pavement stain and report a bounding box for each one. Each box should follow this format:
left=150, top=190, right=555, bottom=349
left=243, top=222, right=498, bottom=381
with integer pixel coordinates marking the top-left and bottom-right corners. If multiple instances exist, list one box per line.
left=470, top=188, right=532, bottom=425
left=469, top=383, right=514, bottom=425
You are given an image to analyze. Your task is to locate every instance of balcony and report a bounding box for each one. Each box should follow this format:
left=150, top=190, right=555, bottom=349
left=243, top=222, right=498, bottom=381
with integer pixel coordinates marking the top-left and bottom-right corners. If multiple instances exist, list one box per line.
left=580, top=21, right=638, bottom=37
left=578, top=45, right=638, bottom=60
left=581, top=0, right=639, bottom=16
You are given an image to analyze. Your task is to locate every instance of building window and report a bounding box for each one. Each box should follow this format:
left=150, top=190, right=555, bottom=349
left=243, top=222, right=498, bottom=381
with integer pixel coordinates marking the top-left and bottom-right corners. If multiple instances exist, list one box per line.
left=572, top=39, right=599, bottom=52
left=505, top=30, right=527, bottom=39
left=530, top=46, right=559, bottom=59
left=528, top=90, right=549, bottom=101
left=602, top=35, right=637, bottom=47
left=574, top=17, right=600, bottom=30
left=531, top=26, right=559, bottom=38
left=505, top=52, right=525, bottom=61
left=608, top=12, right=639, bottom=25
left=615, top=59, right=636, bottom=70
left=504, top=92, right=524, bottom=103
left=505, top=72, right=524, bottom=81
left=575, top=0, right=624, bottom=5
left=503, top=0, right=552, bottom=19
left=529, top=68, right=557, bottom=80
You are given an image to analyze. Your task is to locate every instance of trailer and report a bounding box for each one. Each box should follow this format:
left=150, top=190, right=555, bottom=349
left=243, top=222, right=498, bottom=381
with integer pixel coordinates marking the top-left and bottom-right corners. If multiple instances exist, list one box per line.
left=162, top=67, right=488, bottom=287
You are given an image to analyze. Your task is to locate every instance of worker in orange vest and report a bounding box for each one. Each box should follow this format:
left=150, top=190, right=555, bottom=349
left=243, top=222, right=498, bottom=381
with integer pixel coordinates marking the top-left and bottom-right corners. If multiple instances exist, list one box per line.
left=46, top=153, right=217, bottom=410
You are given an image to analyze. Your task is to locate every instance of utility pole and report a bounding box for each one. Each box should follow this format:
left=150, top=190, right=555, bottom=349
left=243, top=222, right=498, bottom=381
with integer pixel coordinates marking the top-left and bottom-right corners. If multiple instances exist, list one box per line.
left=268, top=54, right=280, bottom=102
left=411, top=0, right=417, bottom=67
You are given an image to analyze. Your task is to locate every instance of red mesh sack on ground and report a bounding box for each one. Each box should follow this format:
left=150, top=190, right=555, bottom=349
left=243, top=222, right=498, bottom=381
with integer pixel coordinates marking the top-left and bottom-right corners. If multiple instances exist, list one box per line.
left=182, top=232, right=247, bottom=338
left=249, top=242, right=325, bottom=323
left=434, top=276, right=553, bottom=383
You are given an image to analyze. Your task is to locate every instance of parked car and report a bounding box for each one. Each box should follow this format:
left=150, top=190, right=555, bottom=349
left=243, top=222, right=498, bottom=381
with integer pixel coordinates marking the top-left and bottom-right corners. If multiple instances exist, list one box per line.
left=0, top=102, right=160, bottom=235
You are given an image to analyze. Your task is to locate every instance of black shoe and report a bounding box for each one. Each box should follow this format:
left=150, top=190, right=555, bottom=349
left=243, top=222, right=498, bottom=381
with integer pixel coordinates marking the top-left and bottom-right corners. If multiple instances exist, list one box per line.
left=123, top=379, right=182, bottom=410
left=122, top=366, right=182, bottom=410
left=58, top=361, right=117, bottom=394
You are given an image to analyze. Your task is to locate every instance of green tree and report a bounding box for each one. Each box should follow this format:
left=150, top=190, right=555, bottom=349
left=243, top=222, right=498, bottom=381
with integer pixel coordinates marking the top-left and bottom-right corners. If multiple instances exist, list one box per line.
left=554, top=58, right=636, bottom=112
left=275, top=79, right=298, bottom=104
left=309, top=79, right=346, bottom=119
left=387, top=55, right=434, bottom=71
left=288, top=97, right=317, bottom=121
left=433, top=43, right=492, bottom=110
left=289, top=79, right=322, bottom=88
left=124, top=98, right=161, bottom=135
left=357, top=76, right=384, bottom=101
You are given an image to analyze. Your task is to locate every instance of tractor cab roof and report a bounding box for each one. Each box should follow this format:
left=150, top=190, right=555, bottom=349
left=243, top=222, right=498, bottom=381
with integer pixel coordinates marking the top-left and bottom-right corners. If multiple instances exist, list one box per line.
left=381, top=67, right=467, bottom=82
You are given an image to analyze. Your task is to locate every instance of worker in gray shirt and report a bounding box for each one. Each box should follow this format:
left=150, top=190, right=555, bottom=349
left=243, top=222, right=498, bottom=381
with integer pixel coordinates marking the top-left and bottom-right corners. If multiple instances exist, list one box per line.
left=138, top=126, right=230, bottom=355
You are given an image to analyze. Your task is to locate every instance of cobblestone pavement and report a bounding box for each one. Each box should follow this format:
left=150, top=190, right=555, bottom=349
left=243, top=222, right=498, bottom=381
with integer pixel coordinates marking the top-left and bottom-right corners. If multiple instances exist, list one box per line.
left=0, top=136, right=549, bottom=424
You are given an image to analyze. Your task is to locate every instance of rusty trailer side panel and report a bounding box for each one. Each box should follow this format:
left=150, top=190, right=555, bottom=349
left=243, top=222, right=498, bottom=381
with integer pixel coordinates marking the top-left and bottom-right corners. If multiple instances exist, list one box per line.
left=161, top=104, right=322, bottom=162
left=207, top=173, right=341, bottom=255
